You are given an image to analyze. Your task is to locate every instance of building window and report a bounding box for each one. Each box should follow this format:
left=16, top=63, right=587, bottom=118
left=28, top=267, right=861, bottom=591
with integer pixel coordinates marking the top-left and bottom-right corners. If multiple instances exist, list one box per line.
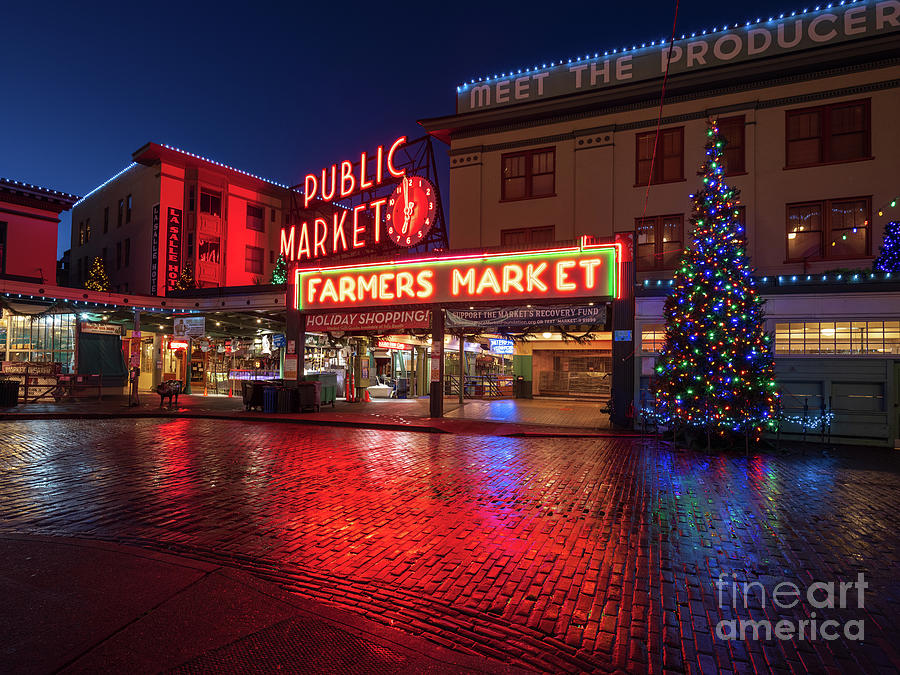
left=189, top=185, right=195, bottom=212
left=500, top=226, right=556, bottom=248
left=103, top=207, right=109, bottom=233
left=116, top=241, right=122, bottom=270
left=775, top=321, right=900, bottom=355
left=270, top=208, right=276, bottom=223
left=117, top=199, right=124, bottom=227
left=786, top=197, right=870, bottom=261
left=636, top=127, right=684, bottom=185
left=125, top=238, right=130, bottom=267
left=269, top=250, right=275, bottom=264
left=786, top=99, right=870, bottom=167
left=246, top=203, right=265, bottom=231
left=501, top=147, right=555, bottom=201
left=101, top=247, right=107, bottom=265
left=245, top=245, right=264, bottom=275
left=641, top=324, right=666, bottom=353
left=85, top=218, right=91, bottom=242
left=78, top=222, right=85, bottom=246
left=126, top=195, right=132, bottom=223
left=719, top=116, right=745, bottom=174
left=200, top=189, right=222, bottom=216
left=635, top=215, right=683, bottom=270
left=187, top=233, right=194, bottom=258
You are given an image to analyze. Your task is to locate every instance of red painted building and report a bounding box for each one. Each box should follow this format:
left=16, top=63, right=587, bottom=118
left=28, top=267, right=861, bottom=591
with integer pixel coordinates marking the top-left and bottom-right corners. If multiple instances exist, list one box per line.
left=0, top=178, right=78, bottom=284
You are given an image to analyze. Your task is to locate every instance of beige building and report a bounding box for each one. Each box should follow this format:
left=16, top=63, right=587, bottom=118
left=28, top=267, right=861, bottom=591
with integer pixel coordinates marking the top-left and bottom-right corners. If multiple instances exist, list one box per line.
left=70, top=143, right=294, bottom=295
left=422, top=2, right=900, bottom=445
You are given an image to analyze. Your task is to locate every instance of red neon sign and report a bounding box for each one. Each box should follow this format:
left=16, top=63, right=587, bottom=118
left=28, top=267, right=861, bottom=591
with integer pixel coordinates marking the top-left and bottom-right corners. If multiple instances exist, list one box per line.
left=165, top=207, right=183, bottom=291
left=282, top=137, right=415, bottom=264
left=168, top=339, right=189, bottom=350
left=376, top=340, right=411, bottom=351
left=294, top=239, right=620, bottom=311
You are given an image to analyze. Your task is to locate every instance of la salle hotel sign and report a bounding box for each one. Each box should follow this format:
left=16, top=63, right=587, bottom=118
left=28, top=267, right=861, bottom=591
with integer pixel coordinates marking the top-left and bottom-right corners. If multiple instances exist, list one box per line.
left=457, top=0, right=900, bottom=112
left=293, top=240, right=620, bottom=311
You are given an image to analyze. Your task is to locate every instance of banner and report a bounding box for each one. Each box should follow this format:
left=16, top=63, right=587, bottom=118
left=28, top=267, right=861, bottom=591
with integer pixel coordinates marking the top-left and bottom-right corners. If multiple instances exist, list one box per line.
left=173, top=316, right=205, bottom=337
left=306, top=309, right=431, bottom=332
left=80, top=321, right=123, bottom=335
left=445, top=304, right=606, bottom=329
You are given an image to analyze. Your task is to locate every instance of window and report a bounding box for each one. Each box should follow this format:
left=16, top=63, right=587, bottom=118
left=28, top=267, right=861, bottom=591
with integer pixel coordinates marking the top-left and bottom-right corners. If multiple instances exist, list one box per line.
left=126, top=195, right=132, bottom=223
left=635, top=215, right=683, bottom=270
left=246, top=203, right=265, bottom=231
left=85, top=218, right=91, bottom=242
left=125, top=238, right=130, bottom=267
left=775, top=321, right=900, bottom=355
left=270, top=208, right=276, bottom=223
left=641, top=324, right=666, bottom=353
left=501, top=147, right=555, bottom=201
left=200, top=189, right=222, bottom=216
left=116, top=241, right=122, bottom=270
left=187, top=233, right=194, bottom=258
left=78, top=222, right=85, bottom=246
left=719, top=116, right=746, bottom=174
left=786, top=99, right=870, bottom=167
left=269, top=250, right=275, bottom=264
left=189, top=185, right=195, bottom=212
left=500, top=226, right=555, bottom=248
left=101, top=247, right=107, bottom=265
left=117, top=199, right=124, bottom=227
left=103, top=207, right=109, bottom=233
left=245, top=245, right=264, bottom=275
left=636, top=127, right=684, bottom=185
left=786, top=197, right=870, bottom=261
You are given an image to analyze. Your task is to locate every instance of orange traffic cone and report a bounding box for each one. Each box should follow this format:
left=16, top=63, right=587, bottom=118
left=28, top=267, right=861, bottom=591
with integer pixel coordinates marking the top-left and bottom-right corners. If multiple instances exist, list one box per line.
left=364, top=389, right=371, bottom=402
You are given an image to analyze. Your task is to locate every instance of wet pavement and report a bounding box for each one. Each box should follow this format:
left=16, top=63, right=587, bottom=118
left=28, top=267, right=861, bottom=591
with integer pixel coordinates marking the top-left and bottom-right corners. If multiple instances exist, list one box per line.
left=1, top=419, right=898, bottom=672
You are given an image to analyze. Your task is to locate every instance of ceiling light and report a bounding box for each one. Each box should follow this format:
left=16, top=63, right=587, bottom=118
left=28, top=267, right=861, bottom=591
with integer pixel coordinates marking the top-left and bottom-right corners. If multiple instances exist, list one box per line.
left=542, top=332, right=553, bottom=339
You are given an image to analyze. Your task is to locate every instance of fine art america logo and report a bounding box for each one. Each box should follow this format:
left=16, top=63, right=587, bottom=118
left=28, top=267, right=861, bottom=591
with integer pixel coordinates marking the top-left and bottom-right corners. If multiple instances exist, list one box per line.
left=715, top=572, right=867, bottom=641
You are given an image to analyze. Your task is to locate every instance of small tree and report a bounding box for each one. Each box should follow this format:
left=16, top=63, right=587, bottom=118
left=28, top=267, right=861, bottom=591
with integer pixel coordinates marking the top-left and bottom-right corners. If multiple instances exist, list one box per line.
left=652, top=120, right=779, bottom=442
left=174, top=263, right=196, bottom=291
left=873, top=221, right=900, bottom=272
left=270, top=252, right=287, bottom=285
left=85, top=256, right=110, bottom=291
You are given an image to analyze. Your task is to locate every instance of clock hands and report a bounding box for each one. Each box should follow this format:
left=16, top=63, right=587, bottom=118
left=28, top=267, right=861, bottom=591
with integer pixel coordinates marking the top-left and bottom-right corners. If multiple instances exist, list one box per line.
left=401, top=177, right=414, bottom=234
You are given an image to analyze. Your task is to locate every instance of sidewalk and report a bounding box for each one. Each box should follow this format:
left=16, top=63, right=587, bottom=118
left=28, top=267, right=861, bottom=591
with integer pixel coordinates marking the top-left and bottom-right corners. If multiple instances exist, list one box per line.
left=0, top=392, right=631, bottom=438
left=0, top=534, right=523, bottom=674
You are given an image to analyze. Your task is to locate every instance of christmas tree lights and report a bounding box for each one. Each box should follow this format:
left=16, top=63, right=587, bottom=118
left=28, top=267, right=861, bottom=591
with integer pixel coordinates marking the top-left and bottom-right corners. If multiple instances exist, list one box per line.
left=873, top=221, right=900, bottom=272
left=270, top=253, right=287, bottom=285
left=173, top=264, right=195, bottom=291
left=84, top=256, right=110, bottom=292
left=652, top=121, right=779, bottom=440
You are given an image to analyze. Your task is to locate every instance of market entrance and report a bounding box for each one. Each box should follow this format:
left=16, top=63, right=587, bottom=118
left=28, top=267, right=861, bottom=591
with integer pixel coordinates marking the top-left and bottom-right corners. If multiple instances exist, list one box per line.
left=285, top=238, right=634, bottom=425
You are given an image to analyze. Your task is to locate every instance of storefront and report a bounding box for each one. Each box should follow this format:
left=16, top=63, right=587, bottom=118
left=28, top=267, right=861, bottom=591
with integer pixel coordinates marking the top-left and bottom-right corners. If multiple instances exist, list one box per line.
left=284, top=237, right=629, bottom=417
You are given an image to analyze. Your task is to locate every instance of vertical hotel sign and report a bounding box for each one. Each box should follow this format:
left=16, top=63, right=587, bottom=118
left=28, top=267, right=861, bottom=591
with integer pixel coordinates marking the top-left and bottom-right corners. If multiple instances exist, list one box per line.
left=150, top=204, right=160, bottom=295
left=166, top=207, right=183, bottom=291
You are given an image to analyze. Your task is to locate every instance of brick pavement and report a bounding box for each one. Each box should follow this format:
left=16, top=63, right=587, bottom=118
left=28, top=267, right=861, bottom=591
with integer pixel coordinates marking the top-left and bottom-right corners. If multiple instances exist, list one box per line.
left=0, top=419, right=898, bottom=673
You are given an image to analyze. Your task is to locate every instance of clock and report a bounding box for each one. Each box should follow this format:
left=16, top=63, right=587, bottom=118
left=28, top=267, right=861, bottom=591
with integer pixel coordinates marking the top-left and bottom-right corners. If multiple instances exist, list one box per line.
left=386, top=175, right=437, bottom=247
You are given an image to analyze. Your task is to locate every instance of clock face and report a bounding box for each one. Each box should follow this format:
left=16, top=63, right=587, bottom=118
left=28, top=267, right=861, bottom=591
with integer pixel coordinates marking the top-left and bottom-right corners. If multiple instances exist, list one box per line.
left=386, top=176, right=437, bottom=247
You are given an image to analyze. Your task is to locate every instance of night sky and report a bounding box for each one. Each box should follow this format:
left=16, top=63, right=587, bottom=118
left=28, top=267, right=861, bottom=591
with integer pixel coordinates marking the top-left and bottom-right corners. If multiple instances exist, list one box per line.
left=2, top=0, right=794, bottom=258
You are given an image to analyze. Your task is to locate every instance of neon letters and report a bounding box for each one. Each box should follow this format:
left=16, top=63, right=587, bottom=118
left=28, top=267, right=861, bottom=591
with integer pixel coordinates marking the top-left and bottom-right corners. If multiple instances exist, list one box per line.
left=295, top=241, right=620, bottom=310
left=281, top=137, right=408, bottom=263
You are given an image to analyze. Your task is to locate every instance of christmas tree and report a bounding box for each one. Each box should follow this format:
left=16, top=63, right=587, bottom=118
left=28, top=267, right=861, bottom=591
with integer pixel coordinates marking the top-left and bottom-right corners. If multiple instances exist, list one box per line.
left=270, top=252, right=287, bottom=284
left=85, top=256, right=110, bottom=291
left=873, top=221, right=900, bottom=272
left=174, top=264, right=195, bottom=291
left=652, top=120, right=779, bottom=441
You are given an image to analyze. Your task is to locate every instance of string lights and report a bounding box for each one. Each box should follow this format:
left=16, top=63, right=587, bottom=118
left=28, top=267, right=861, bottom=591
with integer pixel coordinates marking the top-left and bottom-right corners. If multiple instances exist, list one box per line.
left=652, top=120, right=779, bottom=438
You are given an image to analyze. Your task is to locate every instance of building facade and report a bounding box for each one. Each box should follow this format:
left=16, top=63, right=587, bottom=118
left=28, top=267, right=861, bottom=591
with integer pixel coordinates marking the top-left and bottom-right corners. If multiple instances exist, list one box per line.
left=0, top=177, right=77, bottom=284
left=421, top=1, right=900, bottom=445
left=70, top=143, right=296, bottom=295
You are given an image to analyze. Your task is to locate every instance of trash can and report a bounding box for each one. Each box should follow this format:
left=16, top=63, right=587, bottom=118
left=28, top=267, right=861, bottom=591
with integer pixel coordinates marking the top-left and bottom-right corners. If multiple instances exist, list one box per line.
left=514, top=376, right=532, bottom=399
left=0, top=380, right=18, bottom=406
left=396, top=377, right=409, bottom=399
left=263, top=386, right=278, bottom=413
left=277, top=386, right=293, bottom=413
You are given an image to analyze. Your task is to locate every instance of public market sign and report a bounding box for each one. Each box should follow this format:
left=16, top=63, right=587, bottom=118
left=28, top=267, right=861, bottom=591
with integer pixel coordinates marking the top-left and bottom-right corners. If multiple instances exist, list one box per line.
left=457, top=0, right=900, bottom=112
left=281, top=136, right=439, bottom=262
left=293, top=240, right=620, bottom=311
